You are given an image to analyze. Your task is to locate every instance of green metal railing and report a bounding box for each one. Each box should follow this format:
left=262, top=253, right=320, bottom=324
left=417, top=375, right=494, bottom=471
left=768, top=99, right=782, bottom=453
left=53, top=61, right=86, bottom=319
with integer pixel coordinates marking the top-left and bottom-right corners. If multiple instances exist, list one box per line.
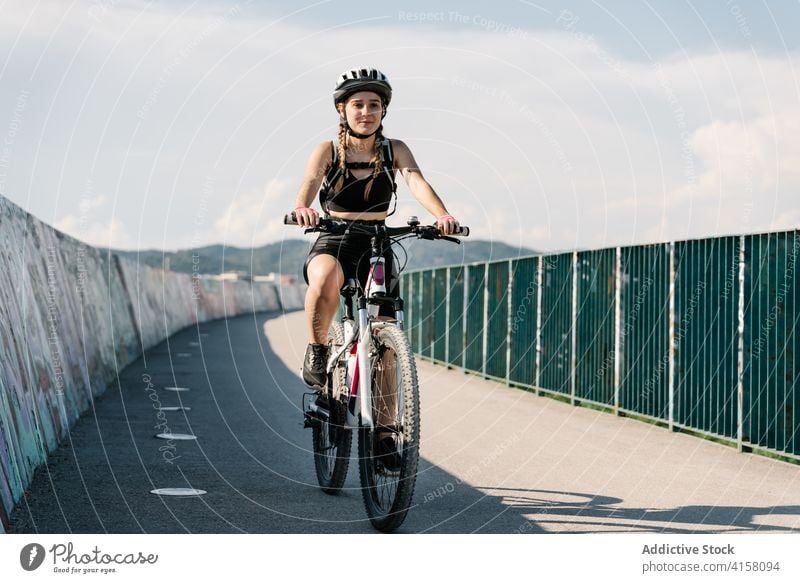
left=401, top=229, right=800, bottom=460
left=509, top=257, right=538, bottom=387
left=618, top=244, right=670, bottom=420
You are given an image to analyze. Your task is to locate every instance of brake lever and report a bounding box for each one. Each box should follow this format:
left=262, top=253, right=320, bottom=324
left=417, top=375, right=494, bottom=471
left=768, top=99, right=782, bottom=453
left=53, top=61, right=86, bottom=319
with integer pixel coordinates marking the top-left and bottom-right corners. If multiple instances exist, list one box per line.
left=415, top=225, right=438, bottom=240
left=416, top=225, right=461, bottom=244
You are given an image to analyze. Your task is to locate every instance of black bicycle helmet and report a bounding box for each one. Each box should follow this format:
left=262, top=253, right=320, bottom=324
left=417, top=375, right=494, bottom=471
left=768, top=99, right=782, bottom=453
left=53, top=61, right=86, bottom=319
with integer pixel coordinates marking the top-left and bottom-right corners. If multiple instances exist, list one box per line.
left=333, top=68, right=392, bottom=109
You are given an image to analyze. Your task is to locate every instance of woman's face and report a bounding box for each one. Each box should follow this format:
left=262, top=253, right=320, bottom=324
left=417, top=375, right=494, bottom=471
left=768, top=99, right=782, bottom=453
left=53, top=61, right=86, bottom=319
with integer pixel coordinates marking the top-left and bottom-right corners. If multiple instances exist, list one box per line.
left=341, top=91, right=384, bottom=135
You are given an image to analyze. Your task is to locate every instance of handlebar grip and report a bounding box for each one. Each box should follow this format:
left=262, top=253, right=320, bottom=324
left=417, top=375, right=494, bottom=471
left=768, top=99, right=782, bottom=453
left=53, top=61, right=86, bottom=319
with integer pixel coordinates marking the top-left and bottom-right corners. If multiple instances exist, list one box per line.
left=283, top=212, right=298, bottom=225
left=454, top=226, right=469, bottom=237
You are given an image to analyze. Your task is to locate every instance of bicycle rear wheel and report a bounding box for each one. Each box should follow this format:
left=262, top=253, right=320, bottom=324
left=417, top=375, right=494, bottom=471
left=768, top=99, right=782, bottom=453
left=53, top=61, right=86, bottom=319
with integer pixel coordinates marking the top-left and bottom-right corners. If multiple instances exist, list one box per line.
left=312, top=321, right=352, bottom=493
left=358, top=324, right=420, bottom=532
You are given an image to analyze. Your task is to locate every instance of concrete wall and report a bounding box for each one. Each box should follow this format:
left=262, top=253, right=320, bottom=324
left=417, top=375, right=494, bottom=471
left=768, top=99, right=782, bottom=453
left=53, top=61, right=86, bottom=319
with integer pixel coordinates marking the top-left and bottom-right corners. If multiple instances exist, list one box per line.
left=0, top=196, right=304, bottom=531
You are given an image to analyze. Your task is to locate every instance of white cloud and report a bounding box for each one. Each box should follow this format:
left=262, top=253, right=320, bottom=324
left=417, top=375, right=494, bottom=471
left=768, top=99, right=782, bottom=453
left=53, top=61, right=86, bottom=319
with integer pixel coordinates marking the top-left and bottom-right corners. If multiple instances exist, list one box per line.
left=3, top=1, right=799, bottom=255
left=213, top=178, right=294, bottom=248
left=56, top=214, right=133, bottom=249
left=771, top=207, right=800, bottom=232
left=656, top=106, right=800, bottom=241
left=53, top=193, right=134, bottom=248
left=78, top=194, right=108, bottom=212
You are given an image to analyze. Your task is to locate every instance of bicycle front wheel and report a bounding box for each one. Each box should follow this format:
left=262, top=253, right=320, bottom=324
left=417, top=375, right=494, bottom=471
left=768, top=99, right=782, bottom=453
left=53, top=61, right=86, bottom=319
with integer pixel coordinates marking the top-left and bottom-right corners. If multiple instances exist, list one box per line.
left=312, top=321, right=352, bottom=493
left=358, top=324, right=420, bottom=533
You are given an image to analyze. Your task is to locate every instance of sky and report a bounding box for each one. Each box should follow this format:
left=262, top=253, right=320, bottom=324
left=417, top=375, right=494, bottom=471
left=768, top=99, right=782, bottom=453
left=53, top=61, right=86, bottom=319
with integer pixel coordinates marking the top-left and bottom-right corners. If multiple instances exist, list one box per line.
left=1, top=0, right=798, bottom=253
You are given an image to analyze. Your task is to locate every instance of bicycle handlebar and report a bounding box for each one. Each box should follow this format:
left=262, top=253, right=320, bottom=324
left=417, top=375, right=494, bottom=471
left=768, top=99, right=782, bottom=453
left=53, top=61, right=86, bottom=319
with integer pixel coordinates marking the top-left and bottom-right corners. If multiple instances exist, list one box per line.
left=283, top=212, right=470, bottom=240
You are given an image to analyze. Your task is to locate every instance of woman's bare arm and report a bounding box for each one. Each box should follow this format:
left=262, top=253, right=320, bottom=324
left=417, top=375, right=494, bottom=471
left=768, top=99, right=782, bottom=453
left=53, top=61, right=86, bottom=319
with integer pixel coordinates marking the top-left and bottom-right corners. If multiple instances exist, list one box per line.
left=392, top=139, right=459, bottom=234
left=293, top=141, right=332, bottom=226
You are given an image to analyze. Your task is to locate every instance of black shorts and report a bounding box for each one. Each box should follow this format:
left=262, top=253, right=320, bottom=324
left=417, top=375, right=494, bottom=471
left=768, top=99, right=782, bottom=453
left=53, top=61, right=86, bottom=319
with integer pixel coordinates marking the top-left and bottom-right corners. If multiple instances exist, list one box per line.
left=303, top=221, right=399, bottom=313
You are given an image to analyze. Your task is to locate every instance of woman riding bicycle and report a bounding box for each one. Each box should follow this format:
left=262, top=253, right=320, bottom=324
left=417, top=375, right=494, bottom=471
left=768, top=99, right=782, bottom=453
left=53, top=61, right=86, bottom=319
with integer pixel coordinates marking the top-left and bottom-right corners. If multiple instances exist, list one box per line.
left=292, top=67, right=460, bottom=388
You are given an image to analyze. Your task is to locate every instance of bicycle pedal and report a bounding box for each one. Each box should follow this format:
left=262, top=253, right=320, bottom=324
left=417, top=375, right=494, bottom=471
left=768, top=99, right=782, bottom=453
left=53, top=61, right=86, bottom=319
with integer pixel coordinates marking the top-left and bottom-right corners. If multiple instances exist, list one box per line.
left=302, top=390, right=333, bottom=429
left=303, top=412, right=321, bottom=429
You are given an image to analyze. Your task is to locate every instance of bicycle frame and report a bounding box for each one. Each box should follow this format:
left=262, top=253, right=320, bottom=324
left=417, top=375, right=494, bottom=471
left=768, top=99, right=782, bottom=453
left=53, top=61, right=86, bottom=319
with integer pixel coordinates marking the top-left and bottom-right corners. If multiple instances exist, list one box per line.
left=324, top=240, right=404, bottom=431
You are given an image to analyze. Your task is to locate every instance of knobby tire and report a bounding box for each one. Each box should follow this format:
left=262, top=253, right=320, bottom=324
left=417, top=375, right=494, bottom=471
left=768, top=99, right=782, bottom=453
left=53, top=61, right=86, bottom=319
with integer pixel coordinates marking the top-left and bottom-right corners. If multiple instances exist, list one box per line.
left=358, top=324, right=420, bottom=533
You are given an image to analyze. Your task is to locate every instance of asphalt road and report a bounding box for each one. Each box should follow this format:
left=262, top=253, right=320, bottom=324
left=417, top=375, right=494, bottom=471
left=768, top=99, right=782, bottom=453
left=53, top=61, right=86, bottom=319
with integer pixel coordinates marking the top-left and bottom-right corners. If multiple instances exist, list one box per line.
left=8, top=310, right=800, bottom=533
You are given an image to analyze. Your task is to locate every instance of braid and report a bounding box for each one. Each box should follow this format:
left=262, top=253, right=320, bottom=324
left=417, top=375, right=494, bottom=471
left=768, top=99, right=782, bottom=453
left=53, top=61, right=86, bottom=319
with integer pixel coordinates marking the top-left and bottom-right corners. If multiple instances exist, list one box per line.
left=334, top=121, right=348, bottom=193
left=362, top=126, right=384, bottom=201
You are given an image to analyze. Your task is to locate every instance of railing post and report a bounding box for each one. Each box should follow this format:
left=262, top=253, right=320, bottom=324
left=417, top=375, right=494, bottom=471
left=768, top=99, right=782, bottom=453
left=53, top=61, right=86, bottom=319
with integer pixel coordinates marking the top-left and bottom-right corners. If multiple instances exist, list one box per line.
left=506, top=259, right=513, bottom=386
left=407, top=273, right=414, bottom=352
left=445, top=267, right=451, bottom=367
left=417, top=271, right=425, bottom=355
left=428, top=269, right=436, bottom=362
left=614, top=247, right=621, bottom=415
left=535, top=255, right=543, bottom=394
left=462, top=265, right=469, bottom=372
left=571, top=251, right=578, bottom=406
left=737, top=235, right=746, bottom=452
left=668, top=242, right=676, bottom=432
left=482, top=263, right=489, bottom=379
left=408, top=272, right=412, bottom=350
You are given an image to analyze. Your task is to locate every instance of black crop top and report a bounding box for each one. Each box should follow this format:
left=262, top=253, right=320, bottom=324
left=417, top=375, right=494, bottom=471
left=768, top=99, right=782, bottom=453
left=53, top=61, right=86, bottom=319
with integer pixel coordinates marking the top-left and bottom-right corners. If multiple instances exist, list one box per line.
left=320, top=141, right=396, bottom=214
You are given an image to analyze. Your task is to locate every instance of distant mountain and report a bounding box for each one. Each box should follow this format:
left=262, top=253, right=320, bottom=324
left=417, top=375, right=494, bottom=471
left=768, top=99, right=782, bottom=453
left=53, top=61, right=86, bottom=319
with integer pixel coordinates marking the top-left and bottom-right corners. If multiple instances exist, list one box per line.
left=397, top=238, right=540, bottom=272
left=112, top=238, right=540, bottom=279
left=112, top=240, right=313, bottom=280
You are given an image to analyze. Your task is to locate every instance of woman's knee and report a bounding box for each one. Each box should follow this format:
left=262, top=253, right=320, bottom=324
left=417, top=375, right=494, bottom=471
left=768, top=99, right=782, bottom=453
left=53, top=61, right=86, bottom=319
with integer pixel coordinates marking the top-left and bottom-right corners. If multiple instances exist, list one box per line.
left=306, top=255, right=344, bottom=298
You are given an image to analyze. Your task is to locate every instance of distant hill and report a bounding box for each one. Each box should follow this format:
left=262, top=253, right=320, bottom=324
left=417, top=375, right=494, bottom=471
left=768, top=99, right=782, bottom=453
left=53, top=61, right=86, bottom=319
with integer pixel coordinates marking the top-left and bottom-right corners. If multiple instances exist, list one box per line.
left=112, top=238, right=540, bottom=279
left=398, top=237, right=540, bottom=272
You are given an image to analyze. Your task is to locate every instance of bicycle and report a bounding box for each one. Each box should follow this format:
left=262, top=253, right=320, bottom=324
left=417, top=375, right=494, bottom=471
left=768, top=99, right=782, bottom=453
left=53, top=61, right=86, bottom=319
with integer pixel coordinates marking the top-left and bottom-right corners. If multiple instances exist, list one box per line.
left=284, top=213, right=468, bottom=532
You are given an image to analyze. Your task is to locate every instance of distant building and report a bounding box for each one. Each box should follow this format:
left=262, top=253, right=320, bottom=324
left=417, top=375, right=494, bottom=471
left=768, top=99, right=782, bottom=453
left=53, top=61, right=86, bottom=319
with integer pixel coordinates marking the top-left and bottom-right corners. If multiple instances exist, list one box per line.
left=218, top=271, right=251, bottom=281
left=252, top=272, right=296, bottom=285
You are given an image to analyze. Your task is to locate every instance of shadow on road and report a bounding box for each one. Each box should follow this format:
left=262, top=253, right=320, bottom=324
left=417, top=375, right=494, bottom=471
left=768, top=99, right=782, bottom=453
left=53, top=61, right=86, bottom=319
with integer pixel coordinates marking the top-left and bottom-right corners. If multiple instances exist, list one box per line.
left=449, top=486, right=800, bottom=533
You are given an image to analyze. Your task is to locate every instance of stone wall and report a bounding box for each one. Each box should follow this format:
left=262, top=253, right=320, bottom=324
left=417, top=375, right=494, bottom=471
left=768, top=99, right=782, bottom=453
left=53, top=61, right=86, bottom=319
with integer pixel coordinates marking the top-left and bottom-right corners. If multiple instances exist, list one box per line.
left=0, top=196, right=302, bottom=531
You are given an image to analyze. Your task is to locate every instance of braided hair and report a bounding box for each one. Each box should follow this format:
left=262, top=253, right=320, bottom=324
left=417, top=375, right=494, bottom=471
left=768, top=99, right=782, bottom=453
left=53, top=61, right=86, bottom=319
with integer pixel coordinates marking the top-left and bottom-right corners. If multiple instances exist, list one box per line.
left=333, top=121, right=348, bottom=193
left=362, top=125, right=384, bottom=200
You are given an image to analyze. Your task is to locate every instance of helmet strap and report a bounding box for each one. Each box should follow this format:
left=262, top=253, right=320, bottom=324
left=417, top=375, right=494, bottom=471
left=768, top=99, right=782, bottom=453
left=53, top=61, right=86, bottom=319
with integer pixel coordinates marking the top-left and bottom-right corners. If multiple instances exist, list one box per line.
left=345, top=122, right=382, bottom=140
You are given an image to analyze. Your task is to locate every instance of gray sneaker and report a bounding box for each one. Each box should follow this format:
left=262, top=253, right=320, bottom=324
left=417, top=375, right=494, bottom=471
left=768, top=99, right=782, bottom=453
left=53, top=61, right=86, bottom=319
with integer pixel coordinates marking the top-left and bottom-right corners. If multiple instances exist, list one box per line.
left=302, top=343, right=328, bottom=388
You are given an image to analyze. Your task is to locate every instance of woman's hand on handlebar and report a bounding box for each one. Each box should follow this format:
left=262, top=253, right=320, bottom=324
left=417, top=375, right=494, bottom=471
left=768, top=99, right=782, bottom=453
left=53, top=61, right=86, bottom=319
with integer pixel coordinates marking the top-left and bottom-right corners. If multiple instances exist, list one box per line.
left=436, top=214, right=460, bottom=236
left=294, top=206, right=319, bottom=228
